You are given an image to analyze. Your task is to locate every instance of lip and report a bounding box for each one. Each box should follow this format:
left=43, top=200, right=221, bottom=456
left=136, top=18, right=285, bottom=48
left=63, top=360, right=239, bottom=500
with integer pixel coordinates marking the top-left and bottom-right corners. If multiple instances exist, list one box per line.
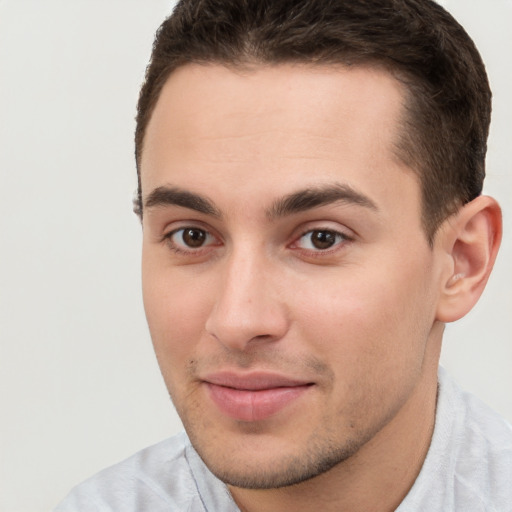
left=202, top=372, right=314, bottom=422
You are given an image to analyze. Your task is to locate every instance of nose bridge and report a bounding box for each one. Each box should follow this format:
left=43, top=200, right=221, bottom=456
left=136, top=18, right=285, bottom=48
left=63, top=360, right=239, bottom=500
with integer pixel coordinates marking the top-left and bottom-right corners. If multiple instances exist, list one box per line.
left=205, top=242, right=288, bottom=350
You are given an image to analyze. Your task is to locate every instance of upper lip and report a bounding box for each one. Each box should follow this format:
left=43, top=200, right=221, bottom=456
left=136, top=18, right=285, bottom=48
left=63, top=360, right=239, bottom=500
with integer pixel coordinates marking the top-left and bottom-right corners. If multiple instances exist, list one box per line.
left=202, top=371, right=313, bottom=391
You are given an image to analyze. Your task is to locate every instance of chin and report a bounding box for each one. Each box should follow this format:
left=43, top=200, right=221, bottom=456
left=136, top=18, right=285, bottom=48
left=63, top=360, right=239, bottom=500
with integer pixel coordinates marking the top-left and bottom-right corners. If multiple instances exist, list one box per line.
left=189, top=427, right=362, bottom=490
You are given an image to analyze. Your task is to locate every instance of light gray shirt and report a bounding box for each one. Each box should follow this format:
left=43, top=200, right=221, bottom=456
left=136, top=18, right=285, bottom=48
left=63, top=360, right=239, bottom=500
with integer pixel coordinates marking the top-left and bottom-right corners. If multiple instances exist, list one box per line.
left=55, top=367, right=512, bottom=511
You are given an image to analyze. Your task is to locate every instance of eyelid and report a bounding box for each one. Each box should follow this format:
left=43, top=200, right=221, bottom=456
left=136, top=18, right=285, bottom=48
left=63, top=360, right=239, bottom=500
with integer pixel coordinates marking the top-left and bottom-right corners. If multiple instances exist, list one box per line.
left=161, top=223, right=222, bottom=254
left=159, top=220, right=354, bottom=258
left=160, top=218, right=219, bottom=240
left=289, top=225, right=355, bottom=255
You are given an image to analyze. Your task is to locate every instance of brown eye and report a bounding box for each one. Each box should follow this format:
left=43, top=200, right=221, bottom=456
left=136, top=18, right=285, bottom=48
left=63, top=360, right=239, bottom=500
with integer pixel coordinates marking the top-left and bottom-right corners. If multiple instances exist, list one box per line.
left=182, top=228, right=206, bottom=247
left=310, top=230, right=337, bottom=249
left=166, top=227, right=216, bottom=252
left=296, top=229, right=347, bottom=251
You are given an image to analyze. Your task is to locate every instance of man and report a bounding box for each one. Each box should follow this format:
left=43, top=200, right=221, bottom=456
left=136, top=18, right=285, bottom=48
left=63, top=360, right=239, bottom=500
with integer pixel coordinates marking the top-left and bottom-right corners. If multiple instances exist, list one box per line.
left=56, top=0, right=511, bottom=510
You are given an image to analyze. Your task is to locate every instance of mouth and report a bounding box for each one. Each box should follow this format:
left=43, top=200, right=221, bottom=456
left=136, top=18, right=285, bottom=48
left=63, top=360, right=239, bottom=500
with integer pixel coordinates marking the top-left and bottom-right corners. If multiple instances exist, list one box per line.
left=202, top=372, right=315, bottom=422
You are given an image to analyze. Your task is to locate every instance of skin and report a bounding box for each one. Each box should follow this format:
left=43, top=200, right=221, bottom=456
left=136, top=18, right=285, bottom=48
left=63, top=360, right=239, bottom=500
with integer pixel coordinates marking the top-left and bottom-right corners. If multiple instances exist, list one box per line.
left=139, top=63, right=501, bottom=511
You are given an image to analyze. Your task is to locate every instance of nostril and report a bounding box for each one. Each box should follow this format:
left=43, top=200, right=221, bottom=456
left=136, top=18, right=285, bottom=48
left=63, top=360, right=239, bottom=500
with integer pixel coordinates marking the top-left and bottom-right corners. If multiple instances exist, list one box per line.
left=253, top=334, right=273, bottom=341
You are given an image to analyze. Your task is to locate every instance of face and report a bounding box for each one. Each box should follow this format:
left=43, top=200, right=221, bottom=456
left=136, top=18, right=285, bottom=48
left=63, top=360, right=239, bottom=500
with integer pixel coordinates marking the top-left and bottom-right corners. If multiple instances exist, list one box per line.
left=140, top=63, right=445, bottom=489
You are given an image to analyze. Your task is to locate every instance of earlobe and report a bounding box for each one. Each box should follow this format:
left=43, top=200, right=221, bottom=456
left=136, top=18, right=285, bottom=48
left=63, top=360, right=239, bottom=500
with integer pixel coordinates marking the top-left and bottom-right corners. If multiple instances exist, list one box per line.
left=436, top=195, right=502, bottom=323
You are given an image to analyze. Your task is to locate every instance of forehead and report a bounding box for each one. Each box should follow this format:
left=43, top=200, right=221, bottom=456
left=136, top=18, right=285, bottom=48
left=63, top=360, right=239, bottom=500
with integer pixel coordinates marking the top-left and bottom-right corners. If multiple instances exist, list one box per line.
left=140, top=62, right=419, bottom=218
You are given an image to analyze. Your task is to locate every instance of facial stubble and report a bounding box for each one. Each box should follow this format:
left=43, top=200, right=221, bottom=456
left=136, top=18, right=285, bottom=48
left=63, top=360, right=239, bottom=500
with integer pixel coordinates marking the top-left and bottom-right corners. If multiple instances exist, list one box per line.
left=166, top=353, right=388, bottom=490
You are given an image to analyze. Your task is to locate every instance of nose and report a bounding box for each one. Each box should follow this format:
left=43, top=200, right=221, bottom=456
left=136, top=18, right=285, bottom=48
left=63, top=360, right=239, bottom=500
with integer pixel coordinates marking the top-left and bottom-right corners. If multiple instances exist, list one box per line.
left=204, top=248, right=289, bottom=352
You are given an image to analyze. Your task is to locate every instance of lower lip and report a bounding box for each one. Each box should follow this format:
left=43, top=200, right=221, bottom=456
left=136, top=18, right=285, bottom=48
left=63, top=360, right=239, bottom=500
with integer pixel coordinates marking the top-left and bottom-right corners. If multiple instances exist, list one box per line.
left=205, top=383, right=311, bottom=422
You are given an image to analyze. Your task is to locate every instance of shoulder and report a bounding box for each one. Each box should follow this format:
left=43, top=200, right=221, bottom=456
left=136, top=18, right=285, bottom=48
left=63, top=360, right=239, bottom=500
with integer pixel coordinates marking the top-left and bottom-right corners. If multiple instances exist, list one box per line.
left=54, top=432, right=206, bottom=512
left=401, top=368, right=512, bottom=511
left=451, top=378, right=512, bottom=508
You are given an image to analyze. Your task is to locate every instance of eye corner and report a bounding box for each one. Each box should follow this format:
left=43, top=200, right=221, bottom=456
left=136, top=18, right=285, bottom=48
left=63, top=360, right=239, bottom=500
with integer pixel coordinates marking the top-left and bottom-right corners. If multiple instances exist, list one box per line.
left=289, top=226, right=354, bottom=256
left=161, top=225, right=222, bottom=257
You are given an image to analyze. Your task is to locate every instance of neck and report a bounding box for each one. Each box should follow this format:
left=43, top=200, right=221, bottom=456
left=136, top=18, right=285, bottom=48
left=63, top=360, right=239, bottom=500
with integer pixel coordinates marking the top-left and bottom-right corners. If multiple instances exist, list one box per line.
left=229, top=331, right=442, bottom=512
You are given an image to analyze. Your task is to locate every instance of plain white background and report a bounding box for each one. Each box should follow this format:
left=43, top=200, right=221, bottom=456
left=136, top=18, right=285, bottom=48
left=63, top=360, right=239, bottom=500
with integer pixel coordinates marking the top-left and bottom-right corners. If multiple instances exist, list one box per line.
left=0, top=1, right=510, bottom=510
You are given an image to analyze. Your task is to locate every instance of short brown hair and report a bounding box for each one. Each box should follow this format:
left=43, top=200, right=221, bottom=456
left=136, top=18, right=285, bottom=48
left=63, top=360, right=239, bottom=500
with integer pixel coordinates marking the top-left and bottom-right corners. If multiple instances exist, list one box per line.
left=135, top=0, right=491, bottom=242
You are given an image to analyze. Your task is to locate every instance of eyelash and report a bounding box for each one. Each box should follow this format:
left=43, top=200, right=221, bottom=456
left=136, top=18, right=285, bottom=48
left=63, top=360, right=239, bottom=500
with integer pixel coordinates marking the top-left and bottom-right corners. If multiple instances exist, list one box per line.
left=292, top=228, right=353, bottom=255
left=162, top=227, right=220, bottom=255
left=161, top=226, right=353, bottom=257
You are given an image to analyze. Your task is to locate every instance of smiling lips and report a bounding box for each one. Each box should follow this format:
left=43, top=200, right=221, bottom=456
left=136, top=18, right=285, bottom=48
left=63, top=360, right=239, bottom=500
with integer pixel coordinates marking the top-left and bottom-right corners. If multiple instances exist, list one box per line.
left=203, top=373, right=313, bottom=422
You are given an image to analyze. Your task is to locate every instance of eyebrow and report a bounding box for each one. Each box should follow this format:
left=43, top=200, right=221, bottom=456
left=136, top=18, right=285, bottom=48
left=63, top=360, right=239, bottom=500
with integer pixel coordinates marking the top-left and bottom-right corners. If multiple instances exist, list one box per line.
left=143, top=182, right=378, bottom=219
left=144, top=186, right=221, bottom=217
left=266, top=183, right=378, bottom=219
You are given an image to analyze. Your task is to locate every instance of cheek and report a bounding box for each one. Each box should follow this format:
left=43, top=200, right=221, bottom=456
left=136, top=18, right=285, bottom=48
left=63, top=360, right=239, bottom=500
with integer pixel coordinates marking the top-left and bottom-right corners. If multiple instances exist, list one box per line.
left=294, top=260, right=436, bottom=376
left=291, top=264, right=437, bottom=429
left=142, top=265, right=213, bottom=370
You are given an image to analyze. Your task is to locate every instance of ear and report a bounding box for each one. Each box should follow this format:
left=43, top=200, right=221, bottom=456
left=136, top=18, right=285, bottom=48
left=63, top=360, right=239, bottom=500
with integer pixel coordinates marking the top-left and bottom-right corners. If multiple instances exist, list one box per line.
left=435, top=195, right=502, bottom=323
